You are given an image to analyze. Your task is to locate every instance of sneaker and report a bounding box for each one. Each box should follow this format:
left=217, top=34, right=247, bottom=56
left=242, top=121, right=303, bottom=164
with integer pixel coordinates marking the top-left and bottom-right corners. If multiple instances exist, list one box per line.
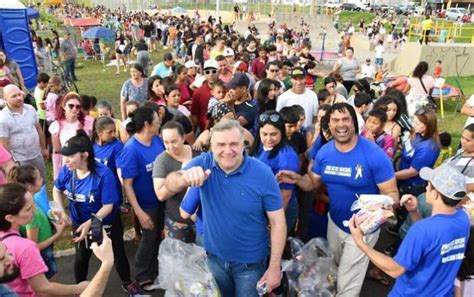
left=125, top=281, right=151, bottom=297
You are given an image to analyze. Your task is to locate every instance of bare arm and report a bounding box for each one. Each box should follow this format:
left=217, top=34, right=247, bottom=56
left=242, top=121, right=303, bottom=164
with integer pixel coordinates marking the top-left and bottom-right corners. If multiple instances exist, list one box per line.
left=0, top=138, right=10, bottom=153
left=28, top=274, right=88, bottom=296
left=377, top=177, right=400, bottom=207
left=153, top=177, right=176, bottom=201
left=120, top=96, right=127, bottom=121
left=395, top=167, right=419, bottom=181
left=35, top=122, right=47, bottom=151
left=280, top=189, right=292, bottom=210
left=123, top=178, right=154, bottom=230
left=461, top=102, right=474, bottom=117
left=276, top=170, right=322, bottom=192
left=258, top=208, right=286, bottom=291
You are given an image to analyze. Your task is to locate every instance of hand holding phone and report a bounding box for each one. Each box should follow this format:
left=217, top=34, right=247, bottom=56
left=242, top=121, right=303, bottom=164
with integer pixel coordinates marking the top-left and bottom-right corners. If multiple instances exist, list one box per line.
left=90, top=213, right=103, bottom=245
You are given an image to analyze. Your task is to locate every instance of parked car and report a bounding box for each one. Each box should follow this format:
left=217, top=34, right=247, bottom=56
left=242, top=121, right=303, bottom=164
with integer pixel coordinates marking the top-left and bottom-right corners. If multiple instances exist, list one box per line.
left=325, top=0, right=342, bottom=8
left=341, top=3, right=361, bottom=11
left=437, top=10, right=447, bottom=18
left=446, top=7, right=469, bottom=21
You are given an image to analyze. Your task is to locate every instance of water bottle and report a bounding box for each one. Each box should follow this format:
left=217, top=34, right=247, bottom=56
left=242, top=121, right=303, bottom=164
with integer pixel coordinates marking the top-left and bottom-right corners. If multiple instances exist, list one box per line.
left=256, top=281, right=267, bottom=296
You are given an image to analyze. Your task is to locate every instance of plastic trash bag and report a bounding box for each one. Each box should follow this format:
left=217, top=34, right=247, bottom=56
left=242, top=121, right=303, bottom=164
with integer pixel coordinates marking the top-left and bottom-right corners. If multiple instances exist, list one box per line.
left=157, top=238, right=220, bottom=297
left=343, top=194, right=395, bottom=234
left=283, top=237, right=337, bottom=296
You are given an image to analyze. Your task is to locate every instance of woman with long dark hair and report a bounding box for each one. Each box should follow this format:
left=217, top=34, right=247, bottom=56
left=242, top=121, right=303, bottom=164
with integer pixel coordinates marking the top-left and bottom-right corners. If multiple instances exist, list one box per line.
left=403, top=61, right=435, bottom=117
left=256, top=78, right=278, bottom=114
left=118, top=107, right=165, bottom=292
left=52, top=130, right=135, bottom=293
left=250, top=110, right=299, bottom=231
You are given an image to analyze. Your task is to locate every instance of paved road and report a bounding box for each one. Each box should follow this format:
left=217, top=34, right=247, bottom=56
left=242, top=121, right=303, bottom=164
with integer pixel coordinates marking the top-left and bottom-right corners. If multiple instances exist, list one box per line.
left=53, top=228, right=396, bottom=296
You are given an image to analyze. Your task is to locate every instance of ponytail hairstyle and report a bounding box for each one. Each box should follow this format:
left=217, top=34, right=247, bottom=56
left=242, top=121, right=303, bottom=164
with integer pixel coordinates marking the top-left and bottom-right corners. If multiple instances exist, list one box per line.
left=66, top=129, right=96, bottom=173
left=7, top=165, right=38, bottom=186
left=91, top=116, right=116, bottom=143
left=0, top=183, right=29, bottom=231
left=125, top=106, right=156, bottom=135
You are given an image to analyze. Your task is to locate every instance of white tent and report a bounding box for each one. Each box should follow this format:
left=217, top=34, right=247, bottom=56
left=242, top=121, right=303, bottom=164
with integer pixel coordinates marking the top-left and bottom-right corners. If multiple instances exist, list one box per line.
left=0, top=0, right=26, bottom=9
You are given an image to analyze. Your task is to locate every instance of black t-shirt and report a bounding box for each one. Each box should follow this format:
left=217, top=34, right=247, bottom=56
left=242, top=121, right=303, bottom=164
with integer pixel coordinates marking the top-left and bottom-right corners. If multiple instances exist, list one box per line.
left=290, top=132, right=308, bottom=155
left=135, top=42, right=148, bottom=52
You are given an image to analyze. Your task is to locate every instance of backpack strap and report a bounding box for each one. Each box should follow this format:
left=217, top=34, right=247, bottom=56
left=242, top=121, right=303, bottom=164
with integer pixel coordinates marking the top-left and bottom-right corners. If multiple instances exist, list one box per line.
left=0, top=233, right=19, bottom=241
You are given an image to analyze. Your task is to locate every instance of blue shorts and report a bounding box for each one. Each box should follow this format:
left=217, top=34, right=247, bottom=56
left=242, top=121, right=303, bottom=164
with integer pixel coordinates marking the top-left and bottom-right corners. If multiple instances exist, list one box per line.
left=375, top=58, right=384, bottom=65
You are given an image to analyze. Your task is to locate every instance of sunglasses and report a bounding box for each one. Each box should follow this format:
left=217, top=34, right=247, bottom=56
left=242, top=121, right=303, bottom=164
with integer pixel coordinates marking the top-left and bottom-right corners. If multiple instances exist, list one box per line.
left=269, top=69, right=279, bottom=73
left=67, top=104, right=81, bottom=110
left=204, top=70, right=218, bottom=75
left=259, top=113, right=280, bottom=124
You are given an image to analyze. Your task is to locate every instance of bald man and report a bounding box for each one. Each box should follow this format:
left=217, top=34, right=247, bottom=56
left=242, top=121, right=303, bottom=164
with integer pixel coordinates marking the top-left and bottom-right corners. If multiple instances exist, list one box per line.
left=0, top=84, right=48, bottom=180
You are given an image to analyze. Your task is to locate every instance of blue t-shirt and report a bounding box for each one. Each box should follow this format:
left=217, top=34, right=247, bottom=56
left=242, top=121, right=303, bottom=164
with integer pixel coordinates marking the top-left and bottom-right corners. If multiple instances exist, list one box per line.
left=54, top=162, right=119, bottom=226
left=255, top=144, right=299, bottom=201
left=183, top=152, right=283, bottom=263
left=308, top=135, right=325, bottom=161
left=312, top=137, right=394, bottom=233
left=390, top=209, right=470, bottom=297
left=151, top=62, right=172, bottom=78
left=93, top=139, right=124, bottom=201
left=118, top=135, right=165, bottom=209
left=399, top=134, right=440, bottom=186
left=235, top=99, right=258, bottom=131
left=180, top=187, right=203, bottom=235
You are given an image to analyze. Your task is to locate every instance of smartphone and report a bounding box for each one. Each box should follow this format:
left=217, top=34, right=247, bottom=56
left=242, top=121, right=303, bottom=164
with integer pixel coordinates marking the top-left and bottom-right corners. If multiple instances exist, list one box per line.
left=90, top=213, right=103, bottom=245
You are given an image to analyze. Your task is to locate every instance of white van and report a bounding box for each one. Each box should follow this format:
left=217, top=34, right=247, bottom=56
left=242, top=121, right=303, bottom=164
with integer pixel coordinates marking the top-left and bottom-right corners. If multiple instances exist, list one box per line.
left=325, top=0, right=342, bottom=8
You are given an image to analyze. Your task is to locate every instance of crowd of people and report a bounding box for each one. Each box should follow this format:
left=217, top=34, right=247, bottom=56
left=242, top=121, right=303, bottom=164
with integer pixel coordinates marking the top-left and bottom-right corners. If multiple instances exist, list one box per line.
left=0, top=2, right=473, bottom=297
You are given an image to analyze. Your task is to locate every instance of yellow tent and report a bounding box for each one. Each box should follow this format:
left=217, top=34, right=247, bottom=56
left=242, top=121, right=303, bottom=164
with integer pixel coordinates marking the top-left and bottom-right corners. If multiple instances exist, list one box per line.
left=45, top=0, right=65, bottom=5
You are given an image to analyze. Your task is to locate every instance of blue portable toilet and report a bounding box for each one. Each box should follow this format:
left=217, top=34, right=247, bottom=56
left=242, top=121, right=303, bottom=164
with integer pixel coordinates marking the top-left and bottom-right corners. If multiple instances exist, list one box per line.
left=0, top=0, right=38, bottom=90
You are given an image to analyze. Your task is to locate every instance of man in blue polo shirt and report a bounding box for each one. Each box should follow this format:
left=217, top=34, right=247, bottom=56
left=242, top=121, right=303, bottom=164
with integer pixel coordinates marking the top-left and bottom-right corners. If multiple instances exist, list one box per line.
left=277, top=103, right=399, bottom=296
left=350, top=164, right=470, bottom=296
left=163, top=120, right=286, bottom=297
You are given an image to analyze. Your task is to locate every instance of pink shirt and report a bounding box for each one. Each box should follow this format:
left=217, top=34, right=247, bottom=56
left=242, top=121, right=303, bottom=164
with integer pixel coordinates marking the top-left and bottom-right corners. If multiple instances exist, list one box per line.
left=0, top=230, right=47, bottom=297
left=44, top=93, right=60, bottom=122
left=407, top=75, right=435, bottom=97
left=0, top=144, right=11, bottom=185
left=49, top=117, right=93, bottom=146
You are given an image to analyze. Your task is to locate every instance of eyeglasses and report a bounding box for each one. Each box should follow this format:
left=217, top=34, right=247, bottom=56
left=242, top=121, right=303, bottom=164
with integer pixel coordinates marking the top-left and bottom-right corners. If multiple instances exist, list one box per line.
left=259, top=113, right=280, bottom=124
left=67, top=104, right=81, bottom=110
left=204, top=70, right=218, bottom=75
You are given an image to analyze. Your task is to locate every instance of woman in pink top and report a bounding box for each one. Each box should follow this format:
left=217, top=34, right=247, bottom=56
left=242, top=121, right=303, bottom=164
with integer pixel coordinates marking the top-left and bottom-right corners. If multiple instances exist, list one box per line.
left=49, top=92, right=93, bottom=179
left=0, top=144, right=14, bottom=185
left=404, top=61, right=435, bottom=117
left=0, top=183, right=87, bottom=296
left=174, top=64, right=193, bottom=108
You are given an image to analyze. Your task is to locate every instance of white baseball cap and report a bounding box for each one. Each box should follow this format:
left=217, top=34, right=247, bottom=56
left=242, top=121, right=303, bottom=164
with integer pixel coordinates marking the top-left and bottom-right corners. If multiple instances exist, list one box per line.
left=223, top=48, right=235, bottom=57
left=185, top=60, right=198, bottom=68
left=203, top=59, right=219, bottom=70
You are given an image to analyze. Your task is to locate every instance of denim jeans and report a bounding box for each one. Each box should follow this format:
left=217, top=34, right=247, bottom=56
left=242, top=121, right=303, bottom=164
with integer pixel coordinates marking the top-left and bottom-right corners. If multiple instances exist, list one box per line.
left=64, top=57, right=77, bottom=81
left=207, top=253, right=266, bottom=297
left=41, top=245, right=57, bottom=279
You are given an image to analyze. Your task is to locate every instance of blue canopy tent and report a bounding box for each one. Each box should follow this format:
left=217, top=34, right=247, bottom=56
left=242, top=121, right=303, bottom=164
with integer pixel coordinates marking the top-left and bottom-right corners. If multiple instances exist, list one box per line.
left=82, top=26, right=115, bottom=39
left=27, top=7, right=39, bottom=19
left=171, top=6, right=187, bottom=13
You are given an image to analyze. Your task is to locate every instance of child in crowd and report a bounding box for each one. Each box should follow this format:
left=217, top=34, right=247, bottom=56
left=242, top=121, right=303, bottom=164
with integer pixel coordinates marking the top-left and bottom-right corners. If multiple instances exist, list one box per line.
left=292, top=104, right=314, bottom=147
left=43, top=75, right=62, bottom=124
left=434, top=132, right=452, bottom=167
left=433, top=60, right=442, bottom=78
left=381, top=98, right=402, bottom=148
left=207, top=79, right=226, bottom=114
left=354, top=92, right=372, bottom=133
left=361, top=58, right=376, bottom=80
left=280, top=106, right=307, bottom=171
left=120, top=100, right=140, bottom=143
left=96, top=100, right=123, bottom=141
left=361, top=109, right=396, bottom=159
left=34, top=72, right=51, bottom=131
left=8, top=165, right=66, bottom=279
left=374, top=39, right=384, bottom=71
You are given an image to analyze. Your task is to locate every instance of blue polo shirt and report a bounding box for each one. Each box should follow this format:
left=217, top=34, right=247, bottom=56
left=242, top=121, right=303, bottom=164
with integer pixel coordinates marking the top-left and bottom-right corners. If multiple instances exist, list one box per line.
left=118, top=135, right=165, bottom=209
left=255, top=144, right=299, bottom=196
left=312, top=137, right=394, bottom=233
left=399, top=134, right=440, bottom=186
left=180, top=187, right=203, bottom=235
left=54, top=162, right=119, bottom=226
left=93, top=139, right=124, bottom=201
left=183, top=152, right=283, bottom=263
left=390, top=209, right=470, bottom=297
